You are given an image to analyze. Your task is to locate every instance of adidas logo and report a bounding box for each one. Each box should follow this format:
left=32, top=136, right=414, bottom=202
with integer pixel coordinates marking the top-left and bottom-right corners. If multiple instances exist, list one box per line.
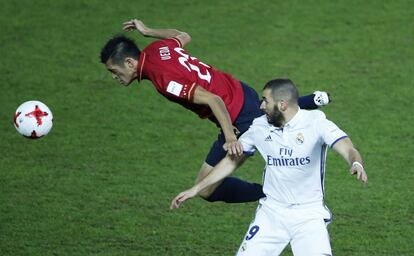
left=265, top=135, right=272, bottom=141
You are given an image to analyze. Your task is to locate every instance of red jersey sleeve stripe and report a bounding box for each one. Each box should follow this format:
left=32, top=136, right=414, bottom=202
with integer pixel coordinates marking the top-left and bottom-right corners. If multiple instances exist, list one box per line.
left=188, top=83, right=196, bottom=101
left=171, top=37, right=182, bottom=48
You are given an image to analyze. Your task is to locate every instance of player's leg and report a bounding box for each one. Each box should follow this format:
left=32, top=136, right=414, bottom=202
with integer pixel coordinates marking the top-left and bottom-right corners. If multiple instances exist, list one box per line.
left=298, top=91, right=330, bottom=109
left=236, top=204, right=290, bottom=256
left=290, top=206, right=333, bottom=256
left=290, top=218, right=332, bottom=256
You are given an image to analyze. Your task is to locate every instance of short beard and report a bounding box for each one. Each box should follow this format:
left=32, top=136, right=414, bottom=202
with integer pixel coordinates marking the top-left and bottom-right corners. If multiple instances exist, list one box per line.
left=266, top=105, right=284, bottom=127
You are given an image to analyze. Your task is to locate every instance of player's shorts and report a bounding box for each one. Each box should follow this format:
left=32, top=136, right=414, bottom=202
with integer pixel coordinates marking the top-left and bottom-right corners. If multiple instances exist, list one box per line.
left=205, top=82, right=263, bottom=166
left=236, top=198, right=332, bottom=256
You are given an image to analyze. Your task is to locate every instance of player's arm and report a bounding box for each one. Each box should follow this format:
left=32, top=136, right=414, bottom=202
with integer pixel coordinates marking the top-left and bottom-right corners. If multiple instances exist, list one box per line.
left=122, top=19, right=191, bottom=47
left=170, top=154, right=247, bottom=209
left=192, top=86, right=243, bottom=156
left=332, top=137, right=368, bottom=183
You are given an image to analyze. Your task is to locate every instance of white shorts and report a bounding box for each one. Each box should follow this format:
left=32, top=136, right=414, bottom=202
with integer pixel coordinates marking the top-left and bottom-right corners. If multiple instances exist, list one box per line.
left=236, top=199, right=332, bottom=256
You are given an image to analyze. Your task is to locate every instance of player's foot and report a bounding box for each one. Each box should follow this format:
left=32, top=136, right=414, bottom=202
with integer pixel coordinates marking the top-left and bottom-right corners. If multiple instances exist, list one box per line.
left=313, top=91, right=331, bottom=107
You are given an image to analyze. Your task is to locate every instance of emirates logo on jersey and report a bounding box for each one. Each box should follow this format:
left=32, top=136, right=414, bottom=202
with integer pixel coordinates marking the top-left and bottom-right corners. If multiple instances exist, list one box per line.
left=296, top=133, right=304, bottom=145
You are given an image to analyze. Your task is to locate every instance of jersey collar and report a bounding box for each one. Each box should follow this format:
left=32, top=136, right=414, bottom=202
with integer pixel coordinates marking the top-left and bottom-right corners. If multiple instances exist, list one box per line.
left=284, top=108, right=303, bottom=129
left=137, top=52, right=146, bottom=82
left=268, top=108, right=303, bottom=132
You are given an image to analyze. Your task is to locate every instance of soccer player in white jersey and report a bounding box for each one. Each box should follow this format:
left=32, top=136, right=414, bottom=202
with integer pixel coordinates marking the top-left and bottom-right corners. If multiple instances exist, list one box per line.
left=171, top=78, right=368, bottom=256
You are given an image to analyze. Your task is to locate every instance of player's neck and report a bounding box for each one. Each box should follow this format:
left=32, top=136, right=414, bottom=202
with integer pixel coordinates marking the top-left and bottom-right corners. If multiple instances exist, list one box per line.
left=132, top=59, right=139, bottom=80
left=281, top=106, right=299, bottom=126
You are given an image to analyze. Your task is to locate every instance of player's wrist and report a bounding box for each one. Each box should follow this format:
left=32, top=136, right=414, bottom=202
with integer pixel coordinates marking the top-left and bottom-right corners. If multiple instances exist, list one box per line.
left=225, top=137, right=237, bottom=144
left=352, top=161, right=364, bottom=170
left=140, top=27, right=152, bottom=37
left=224, top=133, right=237, bottom=141
left=193, top=184, right=204, bottom=195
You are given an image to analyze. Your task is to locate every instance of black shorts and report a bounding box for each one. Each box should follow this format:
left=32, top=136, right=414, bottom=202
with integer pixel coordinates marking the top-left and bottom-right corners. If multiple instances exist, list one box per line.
left=205, top=82, right=263, bottom=166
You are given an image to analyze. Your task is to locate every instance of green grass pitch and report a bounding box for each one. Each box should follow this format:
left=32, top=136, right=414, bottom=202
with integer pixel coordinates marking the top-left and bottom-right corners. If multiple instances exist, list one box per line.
left=1, top=0, right=413, bottom=255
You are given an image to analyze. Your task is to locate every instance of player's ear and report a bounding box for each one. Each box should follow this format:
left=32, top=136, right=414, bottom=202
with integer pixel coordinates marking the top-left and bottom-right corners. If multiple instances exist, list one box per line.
left=279, top=100, right=288, bottom=111
left=124, top=57, right=136, bottom=69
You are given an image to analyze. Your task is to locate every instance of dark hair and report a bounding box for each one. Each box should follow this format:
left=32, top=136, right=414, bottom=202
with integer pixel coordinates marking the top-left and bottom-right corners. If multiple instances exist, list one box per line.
left=100, top=36, right=141, bottom=65
left=263, top=78, right=299, bottom=104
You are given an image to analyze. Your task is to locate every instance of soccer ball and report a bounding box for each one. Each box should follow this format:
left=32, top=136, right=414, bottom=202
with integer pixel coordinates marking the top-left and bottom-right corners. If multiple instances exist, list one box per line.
left=13, top=101, right=53, bottom=139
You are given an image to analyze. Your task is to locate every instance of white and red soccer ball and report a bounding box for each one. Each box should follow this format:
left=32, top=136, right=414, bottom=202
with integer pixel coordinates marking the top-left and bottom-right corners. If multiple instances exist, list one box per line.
left=14, top=101, right=53, bottom=139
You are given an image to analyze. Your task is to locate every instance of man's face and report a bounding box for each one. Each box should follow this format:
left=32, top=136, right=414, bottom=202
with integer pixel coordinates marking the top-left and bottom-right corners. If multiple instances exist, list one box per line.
left=105, top=58, right=136, bottom=86
left=260, top=89, right=284, bottom=127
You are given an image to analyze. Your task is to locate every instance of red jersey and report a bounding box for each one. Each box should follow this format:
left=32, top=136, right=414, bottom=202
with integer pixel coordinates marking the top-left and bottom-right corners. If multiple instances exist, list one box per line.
left=136, top=38, right=244, bottom=124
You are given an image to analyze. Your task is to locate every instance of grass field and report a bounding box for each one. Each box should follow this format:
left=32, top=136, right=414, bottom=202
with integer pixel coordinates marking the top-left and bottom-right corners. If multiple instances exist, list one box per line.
left=1, top=0, right=413, bottom=255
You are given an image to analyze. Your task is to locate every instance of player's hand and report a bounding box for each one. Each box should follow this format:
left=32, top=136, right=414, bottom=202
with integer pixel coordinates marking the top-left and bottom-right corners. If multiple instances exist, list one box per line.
left=223, top=140, right=243, bottom=156
left=123, top=19, right=149, bottom=36
left=224, top=127, right=243, bottom=156
left=350, top=162, right=368, bottom=183
left=223, top=139, right=243, bottom=156
left=170, top=187, right=198, bottom=209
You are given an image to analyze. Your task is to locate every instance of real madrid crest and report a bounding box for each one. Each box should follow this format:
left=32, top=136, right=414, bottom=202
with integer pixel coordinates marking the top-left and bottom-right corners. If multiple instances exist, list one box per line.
left=240, top=242, right=247, bottom=252
left=296, top=133, right=304, bottom=145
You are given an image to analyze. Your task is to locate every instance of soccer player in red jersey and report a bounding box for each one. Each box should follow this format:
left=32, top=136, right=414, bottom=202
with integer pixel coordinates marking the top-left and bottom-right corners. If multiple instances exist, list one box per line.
left=100, top=19, right=330, bottom=203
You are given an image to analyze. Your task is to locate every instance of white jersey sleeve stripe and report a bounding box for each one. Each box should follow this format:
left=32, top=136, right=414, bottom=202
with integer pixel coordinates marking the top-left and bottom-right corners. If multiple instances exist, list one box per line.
left=171, top=37, right=182, bottom=48
left=330, top=135, right=348, bottom=148
left=320, top=145, right=328, bottom=197
left=243, top=150, right=255, bottom=156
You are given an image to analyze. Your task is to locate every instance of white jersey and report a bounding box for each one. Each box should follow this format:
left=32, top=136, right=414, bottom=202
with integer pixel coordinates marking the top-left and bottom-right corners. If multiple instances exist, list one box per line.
left=239, top=109, right=347, bottom=205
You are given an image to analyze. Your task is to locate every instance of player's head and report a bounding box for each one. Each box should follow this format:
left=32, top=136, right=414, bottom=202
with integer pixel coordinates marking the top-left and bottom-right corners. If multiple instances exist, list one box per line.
left=260, top=78, right=299, bottom=127
left=100, top=36, right=141, bottom=86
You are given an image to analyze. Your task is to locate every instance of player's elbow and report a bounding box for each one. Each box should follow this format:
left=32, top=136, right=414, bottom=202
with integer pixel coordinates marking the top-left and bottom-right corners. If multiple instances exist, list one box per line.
left=178, top=31, right=191, bottom=47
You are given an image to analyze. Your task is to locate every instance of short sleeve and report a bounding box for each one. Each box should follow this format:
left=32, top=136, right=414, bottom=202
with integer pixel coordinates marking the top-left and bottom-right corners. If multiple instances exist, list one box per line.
left=164, top=81, right=197, bottom=101
left=147, top=39, right=197, bottom=101
left=317, top=116, right=348, bottom=148
left=239, top=126, right=257, bottom=156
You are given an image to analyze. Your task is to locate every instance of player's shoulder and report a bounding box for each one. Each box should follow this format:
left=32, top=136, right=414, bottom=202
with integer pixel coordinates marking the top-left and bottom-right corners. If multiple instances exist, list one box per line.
left=251, top=115, right=270, bottom=128
left=301, top=109, right=327, bottom=121
left=292, top=109, right=327, bottom=130
left=144, top=38, right=179, bottom=51
left=143, top=39, right=162, bottom=52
